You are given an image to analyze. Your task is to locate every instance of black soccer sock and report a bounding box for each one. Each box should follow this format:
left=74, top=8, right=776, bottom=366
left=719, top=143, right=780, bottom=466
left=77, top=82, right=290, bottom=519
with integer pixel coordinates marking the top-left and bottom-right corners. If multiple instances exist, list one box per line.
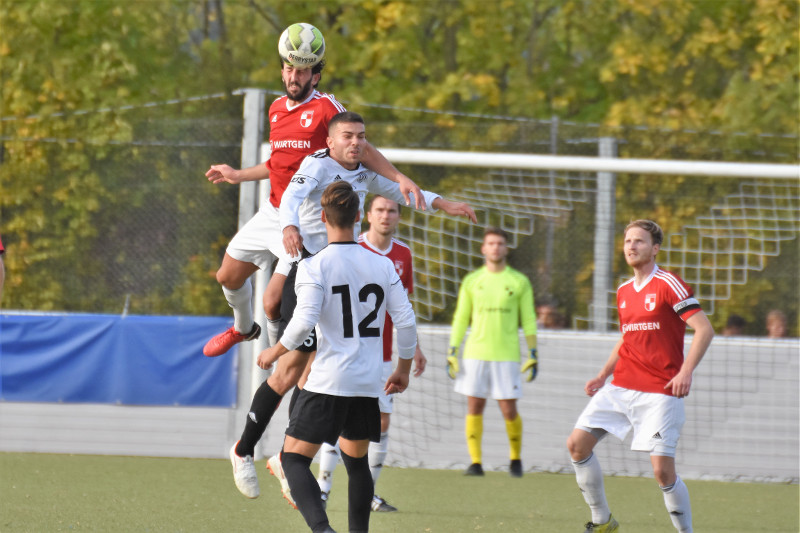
left=287, top=386, right=302, bottom=417
left=236, top=381, right=283, bottom=457
left=282, top=452, right=330, bottom=533
left=341, top=450, right=372, bottom=533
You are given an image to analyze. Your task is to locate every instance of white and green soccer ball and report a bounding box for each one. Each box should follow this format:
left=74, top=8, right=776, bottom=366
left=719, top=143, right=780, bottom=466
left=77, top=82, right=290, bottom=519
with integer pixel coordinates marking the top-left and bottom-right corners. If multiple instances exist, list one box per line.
left=278, top=23, right=326, bottom=68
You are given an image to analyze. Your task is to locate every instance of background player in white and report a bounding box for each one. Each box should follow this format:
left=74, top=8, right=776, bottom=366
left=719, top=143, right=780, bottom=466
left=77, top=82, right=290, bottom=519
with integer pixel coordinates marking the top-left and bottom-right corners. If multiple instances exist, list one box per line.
left=566, top=219, right=714, bottom=533
left=316, top=195, right=427, bottom=513
left=261, top=111, right=475, bottom=507
left=256, top=181, right=417, bottom=533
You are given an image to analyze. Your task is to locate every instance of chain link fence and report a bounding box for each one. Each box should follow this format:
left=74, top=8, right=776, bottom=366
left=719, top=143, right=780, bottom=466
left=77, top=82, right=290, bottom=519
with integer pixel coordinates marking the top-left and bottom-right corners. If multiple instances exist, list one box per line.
left=2, top=96, right=797, bottom=335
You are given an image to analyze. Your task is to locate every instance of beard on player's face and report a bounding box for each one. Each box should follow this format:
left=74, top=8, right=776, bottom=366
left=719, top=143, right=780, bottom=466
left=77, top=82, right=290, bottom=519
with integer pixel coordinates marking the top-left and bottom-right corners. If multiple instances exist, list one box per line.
left=284, top=77, right=313, bottom=102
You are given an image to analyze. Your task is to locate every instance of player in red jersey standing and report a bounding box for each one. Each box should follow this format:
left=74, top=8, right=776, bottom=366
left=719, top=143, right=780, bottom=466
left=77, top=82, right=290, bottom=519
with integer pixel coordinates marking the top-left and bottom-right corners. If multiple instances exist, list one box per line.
left=566, top=220, right=714, bottom=533
left=315, top=195, right=427, bottom=513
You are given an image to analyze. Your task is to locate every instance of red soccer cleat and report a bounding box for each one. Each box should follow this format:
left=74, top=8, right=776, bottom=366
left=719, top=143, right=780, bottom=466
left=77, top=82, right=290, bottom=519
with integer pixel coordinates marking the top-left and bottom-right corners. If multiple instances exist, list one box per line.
left=203, top=323, right=261, bottom=357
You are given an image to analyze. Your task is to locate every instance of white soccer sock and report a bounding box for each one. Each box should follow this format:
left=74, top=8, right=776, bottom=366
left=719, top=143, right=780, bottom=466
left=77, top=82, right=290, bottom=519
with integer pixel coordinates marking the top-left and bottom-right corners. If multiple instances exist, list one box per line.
left=572, top=452, right=611, bottom=525
left=662, top=476, right=692, bottom=532
left=222, top=278, right=254, bottom=334
left=266, top=317, right=282, bottom=347
left=369, top=431, right=389, bottom=485
left=317, top=441, right=340, bottom=494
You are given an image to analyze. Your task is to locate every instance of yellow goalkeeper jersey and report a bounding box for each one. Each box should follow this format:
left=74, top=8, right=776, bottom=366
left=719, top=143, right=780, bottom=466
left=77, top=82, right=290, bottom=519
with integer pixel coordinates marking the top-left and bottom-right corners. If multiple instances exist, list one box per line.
left=449, top=265, right=537, bottom=362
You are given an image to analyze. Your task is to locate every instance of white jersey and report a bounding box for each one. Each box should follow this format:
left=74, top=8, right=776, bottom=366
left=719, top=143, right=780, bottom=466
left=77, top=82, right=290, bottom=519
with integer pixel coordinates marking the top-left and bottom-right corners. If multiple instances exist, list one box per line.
left=279, top=149, right=442, bottom=255
left=280, top=242, right=417, bottom=398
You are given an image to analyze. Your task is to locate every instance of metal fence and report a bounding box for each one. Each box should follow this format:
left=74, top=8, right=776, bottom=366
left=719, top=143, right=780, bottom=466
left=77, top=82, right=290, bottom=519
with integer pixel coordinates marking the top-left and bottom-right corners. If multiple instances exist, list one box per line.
left=2, top=93, right=797, bottom=336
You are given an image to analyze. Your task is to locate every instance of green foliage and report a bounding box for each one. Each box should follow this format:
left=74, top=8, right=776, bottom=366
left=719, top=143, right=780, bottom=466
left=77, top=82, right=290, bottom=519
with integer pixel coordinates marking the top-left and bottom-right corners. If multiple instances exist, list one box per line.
left=1, top=1, right=797, bottom=317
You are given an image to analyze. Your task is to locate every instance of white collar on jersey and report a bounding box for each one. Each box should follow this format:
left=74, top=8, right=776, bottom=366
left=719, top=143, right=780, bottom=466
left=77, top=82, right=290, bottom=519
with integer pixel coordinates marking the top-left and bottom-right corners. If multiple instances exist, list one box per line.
left=285, top=89, right=319, bottom=111
left=360, top=233, right=393, bottom=256
left=632, top=264, right=659, bottom=292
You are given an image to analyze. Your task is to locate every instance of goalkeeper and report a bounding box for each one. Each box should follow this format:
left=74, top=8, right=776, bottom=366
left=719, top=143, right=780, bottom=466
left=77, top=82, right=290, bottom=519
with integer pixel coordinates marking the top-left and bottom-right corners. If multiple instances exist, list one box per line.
left=447, top=226, right=538, bottom=478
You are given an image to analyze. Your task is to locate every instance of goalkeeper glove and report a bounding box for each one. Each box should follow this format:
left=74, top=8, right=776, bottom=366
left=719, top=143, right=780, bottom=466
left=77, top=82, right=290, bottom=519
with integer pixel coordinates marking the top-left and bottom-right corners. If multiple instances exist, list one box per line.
left=521, top=348, right=538, bottom=382
left=446, top=347, right=459, bottom=380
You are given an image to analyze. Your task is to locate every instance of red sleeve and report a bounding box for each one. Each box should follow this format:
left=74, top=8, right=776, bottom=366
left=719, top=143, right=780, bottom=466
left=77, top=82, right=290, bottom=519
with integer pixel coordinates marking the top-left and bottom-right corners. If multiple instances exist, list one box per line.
left=401, top=245, right=413, bottom=294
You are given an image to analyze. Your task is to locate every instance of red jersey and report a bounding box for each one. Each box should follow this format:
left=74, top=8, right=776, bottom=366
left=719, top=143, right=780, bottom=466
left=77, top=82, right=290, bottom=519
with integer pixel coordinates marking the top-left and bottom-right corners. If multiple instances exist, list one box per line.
left=612, top=266, right=702, bottom=395
left=265, top=90, right=345, bottom=208
left=358, top=233, right=414, bottom=362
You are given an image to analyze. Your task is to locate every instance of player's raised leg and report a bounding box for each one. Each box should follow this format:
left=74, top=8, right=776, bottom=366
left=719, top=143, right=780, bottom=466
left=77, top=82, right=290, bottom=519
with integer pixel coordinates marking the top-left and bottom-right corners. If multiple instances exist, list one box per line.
left=263, top=271, right=288, bottom=346
left=204, top=254, right=261, bottom=356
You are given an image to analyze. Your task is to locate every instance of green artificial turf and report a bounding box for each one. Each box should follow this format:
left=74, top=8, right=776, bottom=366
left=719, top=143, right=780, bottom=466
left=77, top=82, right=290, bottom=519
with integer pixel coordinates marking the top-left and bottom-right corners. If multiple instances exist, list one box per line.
left=1, top=453, right=797, bottom=532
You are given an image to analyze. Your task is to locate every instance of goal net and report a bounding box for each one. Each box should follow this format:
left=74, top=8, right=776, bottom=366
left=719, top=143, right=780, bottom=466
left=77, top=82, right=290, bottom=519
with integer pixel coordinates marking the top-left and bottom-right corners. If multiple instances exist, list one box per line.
left=387, top=150, right=798, bottom=482
left=259, top=146, right=798, bottom=482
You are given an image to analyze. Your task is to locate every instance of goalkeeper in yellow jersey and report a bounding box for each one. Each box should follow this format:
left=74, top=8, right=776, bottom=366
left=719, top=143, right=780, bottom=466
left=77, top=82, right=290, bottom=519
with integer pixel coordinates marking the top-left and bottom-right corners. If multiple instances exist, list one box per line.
left=447, top=227, right=538, bottom=477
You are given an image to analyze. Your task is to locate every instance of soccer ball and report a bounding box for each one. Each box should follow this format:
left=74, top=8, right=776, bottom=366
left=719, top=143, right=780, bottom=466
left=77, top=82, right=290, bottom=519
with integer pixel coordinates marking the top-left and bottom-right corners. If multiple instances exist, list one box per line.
left=278, top=23, right=325, bottom=68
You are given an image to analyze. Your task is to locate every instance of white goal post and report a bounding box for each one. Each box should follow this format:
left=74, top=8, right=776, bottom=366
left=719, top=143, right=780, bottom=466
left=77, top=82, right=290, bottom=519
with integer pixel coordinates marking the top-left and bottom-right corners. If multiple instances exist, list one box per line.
left=377, top=147, right=799, bottom=179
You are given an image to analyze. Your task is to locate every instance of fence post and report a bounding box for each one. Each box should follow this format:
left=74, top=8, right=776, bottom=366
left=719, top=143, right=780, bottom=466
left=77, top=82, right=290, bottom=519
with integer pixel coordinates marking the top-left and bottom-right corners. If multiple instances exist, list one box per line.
left=592, top=137, right=617, bottom=331
left=230, top=88, right=267, bottom=456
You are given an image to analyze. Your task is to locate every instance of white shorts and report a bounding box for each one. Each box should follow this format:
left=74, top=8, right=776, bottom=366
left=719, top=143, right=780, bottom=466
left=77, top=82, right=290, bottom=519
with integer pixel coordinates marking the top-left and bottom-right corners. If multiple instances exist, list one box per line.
left=574, top=383, right=685, bottom=456
left=454, top=359, right=522, bottom=400
left=378, top=361, right=394, bottom=414
left=225, top=203, right=293, bottom=275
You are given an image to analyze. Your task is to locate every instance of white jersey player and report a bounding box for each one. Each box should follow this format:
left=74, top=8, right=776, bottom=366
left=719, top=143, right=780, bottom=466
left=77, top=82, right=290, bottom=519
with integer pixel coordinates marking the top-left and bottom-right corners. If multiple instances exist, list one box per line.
left=278, top=111, right=476, bottom=265
left=257, top=181, right=417, bottom=533
left=277, top=151, right=438, bottom=264
left=258, top=110, right=477, bottom=511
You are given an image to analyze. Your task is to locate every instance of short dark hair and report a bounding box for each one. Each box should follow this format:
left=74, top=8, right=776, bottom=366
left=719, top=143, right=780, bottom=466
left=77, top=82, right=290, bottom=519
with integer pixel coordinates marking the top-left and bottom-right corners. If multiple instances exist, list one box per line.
left=321, top=181, right=360, bottom=228
left=726, top=314, right=746, bottom=329
left=366, top=194, right=401, bottom=215
left=624, top=219, right=663, bottom=246
left=484, top=226, right=509, bottom=243
left=328, top=111, right=365, bottom=134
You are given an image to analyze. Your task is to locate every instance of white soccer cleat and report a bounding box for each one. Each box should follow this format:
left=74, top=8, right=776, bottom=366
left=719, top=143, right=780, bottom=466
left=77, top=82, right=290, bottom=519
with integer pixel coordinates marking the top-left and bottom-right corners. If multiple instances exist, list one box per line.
left=267, top=453, right=297, bottom=509
left=229, top=442, right=259, bottom=498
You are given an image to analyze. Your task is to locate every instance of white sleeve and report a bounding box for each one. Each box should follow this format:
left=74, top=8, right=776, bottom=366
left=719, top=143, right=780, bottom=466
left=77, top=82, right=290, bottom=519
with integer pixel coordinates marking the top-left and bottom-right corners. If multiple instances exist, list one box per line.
left=280, top=158, right=321, bottom=231
left=385, top=269, right=417, bottom=359
left=367, top=175, right=441, bottom=213
left=279, top=263, right=323, bottom=350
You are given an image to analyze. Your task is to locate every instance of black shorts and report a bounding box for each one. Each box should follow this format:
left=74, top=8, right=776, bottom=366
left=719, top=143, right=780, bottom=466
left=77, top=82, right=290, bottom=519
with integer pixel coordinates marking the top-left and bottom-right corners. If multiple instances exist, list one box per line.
left=286, top=389, right=380, bottom=445
left=278, top=251, right=317, bottom=353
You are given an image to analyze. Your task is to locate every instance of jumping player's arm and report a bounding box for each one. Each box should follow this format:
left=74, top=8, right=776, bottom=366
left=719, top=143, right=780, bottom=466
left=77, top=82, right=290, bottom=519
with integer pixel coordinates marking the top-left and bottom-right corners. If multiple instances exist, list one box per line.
left=430, top=197, right=477, bottom=224
left=206, top=163, right=269, bottom=185
left=361, top=143, right=425, bottom=210
left=367, top=175, right=478, bottom=223
left=585, top=337, right=623, bottom=397
left=665, top=310, right=714, bottom=398
left=279, top=158, right=324, bottom=258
